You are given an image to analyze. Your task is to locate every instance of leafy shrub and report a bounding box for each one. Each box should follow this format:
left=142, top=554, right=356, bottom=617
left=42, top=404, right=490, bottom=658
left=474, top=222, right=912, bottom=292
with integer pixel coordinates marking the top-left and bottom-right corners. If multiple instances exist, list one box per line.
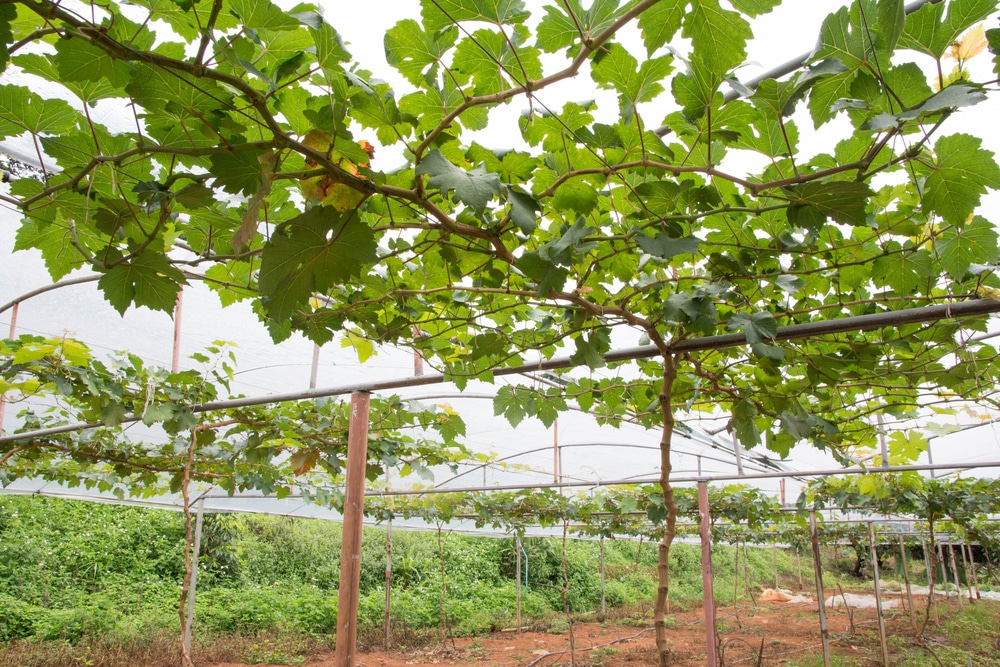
left=0, top=594, right=36, bottom=642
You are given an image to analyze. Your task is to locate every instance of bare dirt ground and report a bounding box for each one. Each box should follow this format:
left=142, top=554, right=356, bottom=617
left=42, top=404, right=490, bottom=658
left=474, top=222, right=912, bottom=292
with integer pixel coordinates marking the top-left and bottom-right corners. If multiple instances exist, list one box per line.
left=207, top=593, right=957, bottom=667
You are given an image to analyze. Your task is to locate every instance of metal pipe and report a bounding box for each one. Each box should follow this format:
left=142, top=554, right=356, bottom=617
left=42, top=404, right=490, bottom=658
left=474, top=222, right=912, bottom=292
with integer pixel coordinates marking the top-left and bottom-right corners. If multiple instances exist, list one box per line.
left=0, top=302, right=18, bottom=433
left=183, top=498, right=205, bottom=658
left=172, top=291, right=184, bottom=374
left=385, top=516, right=393, bottom=649
left=599, top=535, right=606, bottom=619
left=0, top=274, right=102, bottom=315
left=516, top=534, right=522, bottom=631
left=6, top=298, right=999, bottom=444
left=357, top=460, right=1000, bottom=497
left=309, top=344, right=321, bottom=390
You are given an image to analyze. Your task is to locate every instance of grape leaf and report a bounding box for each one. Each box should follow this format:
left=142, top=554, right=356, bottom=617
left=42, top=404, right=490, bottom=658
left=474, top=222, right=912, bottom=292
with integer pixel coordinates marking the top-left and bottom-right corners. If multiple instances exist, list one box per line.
left=258, top=207, right=377, bottom=321
left=922, top=133, right=1000, bottom=225
left=415, top=150, right=502, bottom=215
left=935, top=216, right=999, bottom=279
left=98, top=252, right=188, bottom=315
left=898, top=0, right=996, bottom=59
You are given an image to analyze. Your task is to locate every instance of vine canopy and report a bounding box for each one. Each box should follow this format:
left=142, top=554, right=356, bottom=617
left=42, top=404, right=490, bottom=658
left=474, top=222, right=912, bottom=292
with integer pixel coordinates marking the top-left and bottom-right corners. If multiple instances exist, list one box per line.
left=2, top=0, right=1000, bottom=467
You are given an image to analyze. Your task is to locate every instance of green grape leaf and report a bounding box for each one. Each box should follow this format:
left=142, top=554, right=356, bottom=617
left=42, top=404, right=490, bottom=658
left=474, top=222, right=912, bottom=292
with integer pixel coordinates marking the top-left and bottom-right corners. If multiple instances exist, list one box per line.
left=786, top=181, right=873, bottom=227
left=727, top=311, right=778, bottom=345
left=210, top=150, right=269, bottom=197
left=416, top=150, right=502, bottom=215
left=592, top=44, right=673, bottom=119
left=935, top=216, right=999, bottom=279
left=507, top=188, right=540, bottom=233
left=258, top=207, right=378, bottom=322
left=635, top=234, right=700, bottom=260
left=385, top=20, right=456, bottom=87
left=922, top=134, right=1000, bottom=225
left=898, top=0, right=996, bottom=59
left=420, top=0, right=530, bottom=31
left=229, top=0, right=299, bottom=30
left=98, top=252, right=188, bottom=315
left=0, top=4, right=19, bottom=72
left=637, top=0, right=685, bottom=55
left=682, top=0, right=751, bottom=75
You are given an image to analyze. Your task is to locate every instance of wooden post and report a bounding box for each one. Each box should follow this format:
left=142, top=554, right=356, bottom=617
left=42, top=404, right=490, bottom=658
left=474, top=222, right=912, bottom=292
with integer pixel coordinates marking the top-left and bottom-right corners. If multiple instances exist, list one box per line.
left=867, top=522, right=890, bottom=666
left=966, top=543, right=981, bottom=600
left=922, top=537, right=939, bottom=627
left=938, top=542, right=948, bottom=595
left=334, top=391, right=371, bottom=667
left=797, top=547, right=804, bottom=590
left=384, top=517, right=392, bottom=649
left=810, top=511, right=832, bottom=667
left=773, top=544, right=779, bottom=590
left=959, top=542, right=975, bottom=602
left=697, top=481, right=717, bottom=667
left=949, top=543, right=963, bottom=606
left=899, top=535, right=916, bottom=630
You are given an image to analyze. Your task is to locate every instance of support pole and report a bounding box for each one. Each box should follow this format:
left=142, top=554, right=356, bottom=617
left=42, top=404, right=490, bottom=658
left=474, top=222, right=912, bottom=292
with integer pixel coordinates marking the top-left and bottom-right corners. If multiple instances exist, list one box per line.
left=867, top=522, right=890, bottom=666
left=515, top=534, right=522, bottom=632
left=810, top=511, right=832, bottom=667
left=183, top=498, right=205, bottom=659
left=938, top=542, right=948, bottom=595
left=697, top=481, right=717, bottom=667
left=797, top=547, right=803, bottom=590
left=384, top=517, right=392, bottom=650
left=552, top=418, right=561, bottom=487
left=773, top=544, right=780, bottom=590
left=731, top=430, right=745, bottom=476
left=599, top=536, right=606, bottom=620
left=959, top=542, right=974, bottom=602
left=172, top=291, right=184, bottom=373
left=949, top=543, right=963, bottom=606
left=779, top=478, right=786, bottom=506
left=966, top=543, right=981, bottom=600
left=310, top=344, right=321, bottom=389
left=899, top=535, right=916, bottom=630
left=334, top=391, right=371, bottom=667
left=922, top=537, right=939, bottom=627
left=0, top=302, right=19, bottom=433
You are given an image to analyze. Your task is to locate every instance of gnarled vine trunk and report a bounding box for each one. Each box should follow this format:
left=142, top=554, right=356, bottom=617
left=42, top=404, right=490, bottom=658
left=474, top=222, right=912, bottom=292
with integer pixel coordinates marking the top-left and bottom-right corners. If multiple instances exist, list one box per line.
left=654, top=355, right=680, bottom=667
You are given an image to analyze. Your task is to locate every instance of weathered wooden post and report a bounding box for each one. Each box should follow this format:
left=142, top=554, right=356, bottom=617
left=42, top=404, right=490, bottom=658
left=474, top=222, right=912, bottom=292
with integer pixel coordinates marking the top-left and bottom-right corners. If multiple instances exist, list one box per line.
left=698, top=481, right=717, bottom=667
left=867, top=522, right=889, bottom=666
left=334, top=391, right=371, bottom=667
left=810, top=511, right=832, bottom=667
left=899, top=535, right=916, bottom=630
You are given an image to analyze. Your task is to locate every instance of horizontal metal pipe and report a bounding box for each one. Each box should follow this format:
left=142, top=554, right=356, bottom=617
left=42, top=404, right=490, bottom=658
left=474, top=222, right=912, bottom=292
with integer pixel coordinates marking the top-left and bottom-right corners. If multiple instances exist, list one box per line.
left=365, top=459, right=1000, bottom=496
left=3, top=298, right=999, bottom=444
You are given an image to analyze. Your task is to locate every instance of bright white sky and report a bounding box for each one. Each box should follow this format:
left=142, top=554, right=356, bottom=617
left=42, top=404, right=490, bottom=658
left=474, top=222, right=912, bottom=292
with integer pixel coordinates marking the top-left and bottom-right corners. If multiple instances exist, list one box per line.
left=3, top=0, right=1000, bottom=509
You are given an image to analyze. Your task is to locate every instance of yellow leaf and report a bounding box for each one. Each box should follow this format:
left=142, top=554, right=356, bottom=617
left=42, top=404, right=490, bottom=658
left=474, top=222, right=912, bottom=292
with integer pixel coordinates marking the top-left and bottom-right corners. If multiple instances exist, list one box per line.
left=947, top=24, right=988, bottom=63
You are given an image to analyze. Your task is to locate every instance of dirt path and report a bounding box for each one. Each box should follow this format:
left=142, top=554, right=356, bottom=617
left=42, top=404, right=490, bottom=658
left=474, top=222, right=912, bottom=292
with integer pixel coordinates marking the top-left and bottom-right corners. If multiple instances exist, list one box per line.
left=205, top=596, right=954, bottom=666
